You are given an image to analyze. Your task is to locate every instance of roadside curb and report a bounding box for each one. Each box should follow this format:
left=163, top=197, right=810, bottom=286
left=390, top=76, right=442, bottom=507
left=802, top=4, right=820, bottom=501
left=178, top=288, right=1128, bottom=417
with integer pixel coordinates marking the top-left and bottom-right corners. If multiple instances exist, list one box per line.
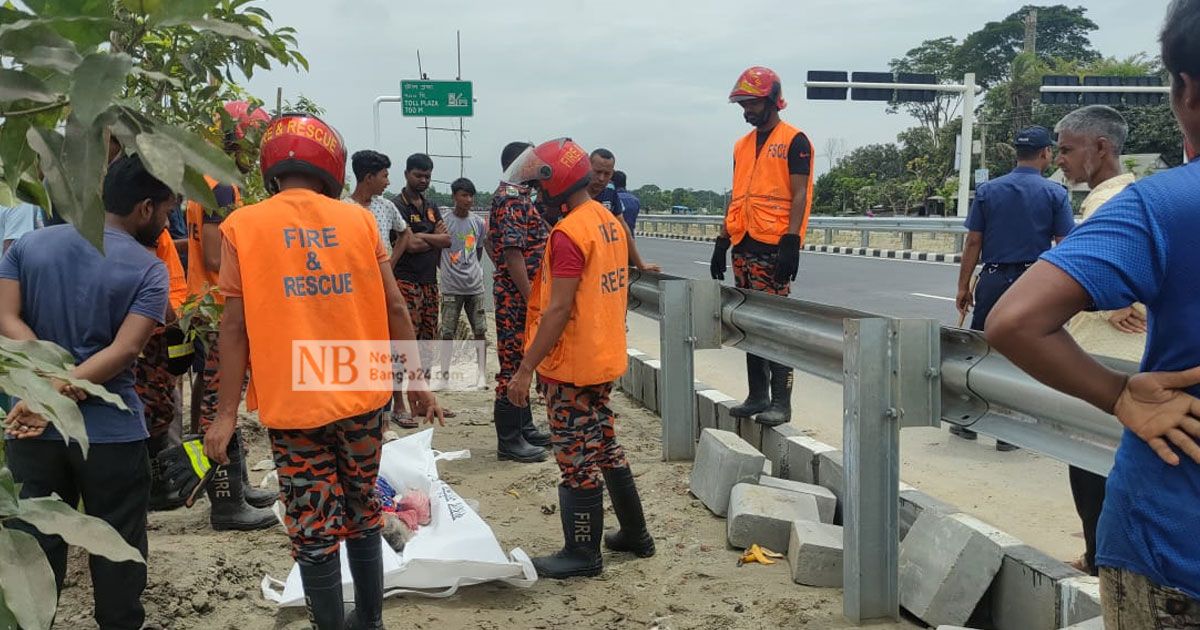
left=635, top=232, right=963, bottom=264
left=617, top=347, right=1094, bottom=628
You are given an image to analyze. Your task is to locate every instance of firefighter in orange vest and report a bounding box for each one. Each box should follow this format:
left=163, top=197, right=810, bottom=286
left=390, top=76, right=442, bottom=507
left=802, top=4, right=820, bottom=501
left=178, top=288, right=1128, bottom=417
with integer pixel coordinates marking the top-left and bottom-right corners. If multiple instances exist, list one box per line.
left=710, top=66, right=814, bottom=427
left=204, top=113, right=444, bottom=629
left=185, top=101, right=278, bottom=529
left=506, top=138, right=655, bottom=579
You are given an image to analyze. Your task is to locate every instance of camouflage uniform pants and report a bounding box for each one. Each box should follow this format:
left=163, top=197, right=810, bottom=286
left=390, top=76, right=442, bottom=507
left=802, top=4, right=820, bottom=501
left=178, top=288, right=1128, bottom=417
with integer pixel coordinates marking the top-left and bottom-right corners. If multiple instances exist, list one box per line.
left=494, top=280, right=528, bottom=401
left=541, top=380, right=629, bottom=490
left=1101, top=567, right=1200, bottom=629
left=399, top=280, right=440, bottom=374
left=134, top=327, right=177, bottom=442
left=196, top=329, right=246, bottom=434
left=269, top=409, right=385, bottom=564
left=732, top=249, right=791, bottom=296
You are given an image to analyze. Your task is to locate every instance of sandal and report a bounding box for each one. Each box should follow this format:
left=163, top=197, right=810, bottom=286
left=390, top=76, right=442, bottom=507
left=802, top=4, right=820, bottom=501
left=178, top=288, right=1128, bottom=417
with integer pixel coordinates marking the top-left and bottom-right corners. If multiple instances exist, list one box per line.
left=390, top=410, right=418, bottom=429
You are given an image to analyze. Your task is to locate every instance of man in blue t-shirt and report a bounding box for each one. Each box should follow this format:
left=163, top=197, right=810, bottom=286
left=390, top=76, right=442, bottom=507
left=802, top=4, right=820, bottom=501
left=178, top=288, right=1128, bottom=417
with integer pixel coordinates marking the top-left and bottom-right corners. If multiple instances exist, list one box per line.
left=954, top=125, right=1075, bottom=448
left=0, top=154, right=173, bottom=630
left=612, top=170, right=641, bottom=234
left=987, top=1, right=1200, bottom=624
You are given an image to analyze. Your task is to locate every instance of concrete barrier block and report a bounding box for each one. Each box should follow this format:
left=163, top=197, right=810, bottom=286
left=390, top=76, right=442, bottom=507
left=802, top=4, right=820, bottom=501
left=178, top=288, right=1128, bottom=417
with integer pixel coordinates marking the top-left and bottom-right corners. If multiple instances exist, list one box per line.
left=899, top=510, right=1006, bottom=628
left=629, top=356, right=650, bottom=406
left=779, top=435, right=836, bottom=484
left=788, top=521, right=843, bottom=587
left=1057, top=576, right=1102, bottom=628
left=689, top=429, right=765, bottom=517
left=988, top=544, right=1083, bottom=630
left=738, top=416, right=765, bottom=451
left=758, top=477, right=837, bottom=524
left=761, top=459, right=773, bottom=477
left=696, top=390, right=733, bottom=434
left=1059, top=617, right=1104, bottom=629
left=900, top=488, right=959, bottom=541
left=716, top=399, right=739, bottom=433
left=622, top=349, right=646, bottom=395
left=816, top=451, right=844, bottom=524
left=761, top=424, right=801, bottom=471
left=727, top=483, right=820, bottom=551
left=643, top=359, right=661, bottom=414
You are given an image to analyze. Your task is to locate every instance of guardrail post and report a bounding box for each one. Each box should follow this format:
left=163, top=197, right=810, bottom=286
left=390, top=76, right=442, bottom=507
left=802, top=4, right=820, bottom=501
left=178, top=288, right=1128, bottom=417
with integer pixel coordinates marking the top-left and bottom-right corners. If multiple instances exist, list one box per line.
left=901, top=232, right=913, bottom=250
left=859, top=231, right=870, bottom=248
left=954, top=233, right=965, bottom=253
left=825, top=228, right=834, bottom=245
left=843, top=318, right=899, bottom=623
left=659, top=279, right=697, bottom=460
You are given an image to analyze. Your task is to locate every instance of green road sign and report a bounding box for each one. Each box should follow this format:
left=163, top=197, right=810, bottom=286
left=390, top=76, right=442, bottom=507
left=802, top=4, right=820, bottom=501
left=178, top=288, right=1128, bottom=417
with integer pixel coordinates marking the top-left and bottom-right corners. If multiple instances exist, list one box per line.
left=401, top=80, right=474, bottom=117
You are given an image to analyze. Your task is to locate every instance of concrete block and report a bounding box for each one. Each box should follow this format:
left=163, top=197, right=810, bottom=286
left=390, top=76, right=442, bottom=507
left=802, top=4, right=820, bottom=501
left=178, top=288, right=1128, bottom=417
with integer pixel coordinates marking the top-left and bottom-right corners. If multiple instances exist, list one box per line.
left=1060, top=617, right=1104, bottom=629
left=899, top=488, right=959, bottom=541
left=758, top=476, right=836, bottom=524
left=622, top=349, right=645, bottom=396
left=716, top=399, right=739, bottom=433
left=788, top=521, right=843, bottom=587
left=899, top=510, right=1006, bottom=628
left=727, top=483, right=821, bottom=551
left=988, top=543, right=1083, bottom=630
left=816, top=451, right=844, bottom=524
left=779, top=435, right=836, bottom=484
left=629, top=356, right=649, bottom=406
left=643, top=359, right=661, bottom=414
left=761, top=459, right=773, bottom=477
left=1058, top=576, right=1102, bottom=628
left=738, top=416, right=764, bottom=451
left=696, top=390, right=733, bottom=434
left=761, top=424, right=801, bottom=472
left=689, top=429, right=765, bottom=517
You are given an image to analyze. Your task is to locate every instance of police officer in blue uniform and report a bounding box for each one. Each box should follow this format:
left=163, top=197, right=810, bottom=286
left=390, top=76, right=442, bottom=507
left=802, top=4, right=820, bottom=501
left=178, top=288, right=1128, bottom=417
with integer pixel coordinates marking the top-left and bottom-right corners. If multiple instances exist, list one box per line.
left=954, top=126, right=1075, bottom=448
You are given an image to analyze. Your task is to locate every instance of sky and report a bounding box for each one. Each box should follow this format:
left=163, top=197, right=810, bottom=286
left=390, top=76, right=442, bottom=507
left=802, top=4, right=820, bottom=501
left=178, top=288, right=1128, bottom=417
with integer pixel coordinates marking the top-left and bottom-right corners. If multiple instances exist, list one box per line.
left=242, top=0, right=1170, bottom=194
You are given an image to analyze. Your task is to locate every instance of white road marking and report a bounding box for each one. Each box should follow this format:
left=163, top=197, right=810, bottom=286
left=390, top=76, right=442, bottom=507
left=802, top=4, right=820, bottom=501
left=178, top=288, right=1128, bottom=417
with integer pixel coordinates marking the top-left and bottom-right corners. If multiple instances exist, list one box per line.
left=910, top=292, right=956, bottom=302
left=693, top=261, right=708, bottom=266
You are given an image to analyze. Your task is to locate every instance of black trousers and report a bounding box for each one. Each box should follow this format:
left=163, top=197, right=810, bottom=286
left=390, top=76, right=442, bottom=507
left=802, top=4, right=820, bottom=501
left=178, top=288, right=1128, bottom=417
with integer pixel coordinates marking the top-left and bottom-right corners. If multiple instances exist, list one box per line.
left=5, top=438, right=150, bottom=630
left=970, top=262, right=1034, bottom=331
left=1069, top=465, right=1107, bottom=574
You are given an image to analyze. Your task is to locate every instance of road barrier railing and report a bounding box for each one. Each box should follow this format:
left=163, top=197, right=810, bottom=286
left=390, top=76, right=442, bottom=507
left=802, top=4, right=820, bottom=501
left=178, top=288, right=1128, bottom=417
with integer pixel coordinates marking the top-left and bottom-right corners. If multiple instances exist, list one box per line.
left=635, top=214, right=967, bottom=252
left=629, top=269, right=1129, bottom=624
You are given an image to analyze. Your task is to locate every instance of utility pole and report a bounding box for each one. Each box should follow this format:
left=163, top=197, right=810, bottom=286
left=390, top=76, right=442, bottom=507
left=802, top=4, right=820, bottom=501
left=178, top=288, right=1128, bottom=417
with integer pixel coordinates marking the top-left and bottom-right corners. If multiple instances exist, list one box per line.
left=1023, top=8, right=1038, bottom=55
left=978, top=120, right=988, bottom=171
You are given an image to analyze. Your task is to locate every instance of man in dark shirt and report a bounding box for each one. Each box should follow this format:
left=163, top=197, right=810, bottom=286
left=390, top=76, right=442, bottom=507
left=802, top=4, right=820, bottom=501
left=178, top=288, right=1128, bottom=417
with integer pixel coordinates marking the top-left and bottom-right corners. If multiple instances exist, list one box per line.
left=587, top=148, right=658, bottom=271
left=1, top=154, right=173, bottom=630
left=613, top=170, right=641, bottom=233
left=954, top=126, right=1075, bottom=447
left=393, top=153, right=451, bottom=422
left=486, top=142, right=551, bottom=463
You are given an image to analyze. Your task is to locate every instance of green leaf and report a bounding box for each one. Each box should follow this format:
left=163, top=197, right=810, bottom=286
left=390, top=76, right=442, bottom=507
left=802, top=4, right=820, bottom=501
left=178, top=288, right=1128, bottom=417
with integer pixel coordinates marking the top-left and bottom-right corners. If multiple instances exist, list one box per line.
left=0, top=528, right=56, bottom=630
left=23, top=0, right=111, bottom=19
left=163, top=17, right=267, bottom=47
left=0, top=466, right=19, bottom=516
left=155, top=123, right=242, bottom=193
left=137, top=0, right=217, bottom=23
left=0, top=69, right=54, bottom=103
left=0, top=368, right=89, bottom=455
left=14, top=178, right=50, bottom=215
left=69, top=53, right=132, bottom=126
left=0, top=16, right=113, bottom=50
left=26, top=115, right=107, bottom=252
left=0, top=588, right=19, bottom=630
left=18, top=497, right=144, bottom=563
left=0, top=116, right=34, bottom=191
left=19, top=45, right=81, bottom=73
left=134, top=132, right=184, bottom=194
left=180, top=165, right=216, bottom=210
left=128, top=66, right=181, bottom=89
left=0, top=337, right=74, bottom=370
left=0, top=183, right=13, bottom=208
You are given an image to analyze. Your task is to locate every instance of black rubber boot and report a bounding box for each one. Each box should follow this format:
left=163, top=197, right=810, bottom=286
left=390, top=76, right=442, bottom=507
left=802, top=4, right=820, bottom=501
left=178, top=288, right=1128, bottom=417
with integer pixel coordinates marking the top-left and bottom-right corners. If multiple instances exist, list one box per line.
left=532, top=485, right=604, bottom=579
left=236, top=430, right=277, bottom=509
left=298, top=553, right=345, bottom=630
left=730, top=354, right=771, bottom=418
left=520, top=405, right=551, bottom=448
left=495, top=399, right=547, bottom=463
left=208, top=434, right=278, bottom=531
left=755, top=363, right=793, bottom=427
left=601, top=467, right=655, bottom=558
left=344, top=533, right=386, bottom=630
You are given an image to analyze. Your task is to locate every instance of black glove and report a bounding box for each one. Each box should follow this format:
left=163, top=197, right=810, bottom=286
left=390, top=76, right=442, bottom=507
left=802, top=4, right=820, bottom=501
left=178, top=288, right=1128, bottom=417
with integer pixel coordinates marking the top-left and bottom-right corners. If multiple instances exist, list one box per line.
left=774, top=234, right=801, bottom=283
left=163, top=325, right=194, bottom=376
left=154, top=436, right=215, bottom=508
left=710, top=236, right=731, bottom=280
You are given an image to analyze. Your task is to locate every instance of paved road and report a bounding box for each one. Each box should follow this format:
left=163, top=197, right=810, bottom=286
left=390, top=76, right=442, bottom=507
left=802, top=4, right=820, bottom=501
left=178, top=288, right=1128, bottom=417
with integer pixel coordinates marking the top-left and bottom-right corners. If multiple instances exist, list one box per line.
left=637, top=236, right=964, bottom=324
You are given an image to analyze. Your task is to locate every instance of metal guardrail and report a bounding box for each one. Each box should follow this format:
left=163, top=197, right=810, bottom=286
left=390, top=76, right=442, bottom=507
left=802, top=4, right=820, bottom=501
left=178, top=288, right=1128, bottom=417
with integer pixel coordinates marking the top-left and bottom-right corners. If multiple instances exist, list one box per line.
left=635, top=214, right=967, bottom=251
left=628, top=269, right=1130, bottom=623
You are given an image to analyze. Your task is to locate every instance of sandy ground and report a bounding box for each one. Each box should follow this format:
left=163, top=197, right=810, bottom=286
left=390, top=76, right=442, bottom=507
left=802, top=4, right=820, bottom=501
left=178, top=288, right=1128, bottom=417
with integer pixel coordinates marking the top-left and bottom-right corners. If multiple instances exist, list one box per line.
left=51, top=374, right=915, bottom=630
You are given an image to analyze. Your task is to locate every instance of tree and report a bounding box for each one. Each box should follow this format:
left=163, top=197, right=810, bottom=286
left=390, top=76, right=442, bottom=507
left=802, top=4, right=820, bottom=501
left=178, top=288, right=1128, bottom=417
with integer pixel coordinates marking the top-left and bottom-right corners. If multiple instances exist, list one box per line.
left=284, top=94, right=326, bottom=117
left=823, top=137, right=847, bottom=171
left=958, top=4, right=1100, bottom=88
left=889, top=37, right=965, bottom=149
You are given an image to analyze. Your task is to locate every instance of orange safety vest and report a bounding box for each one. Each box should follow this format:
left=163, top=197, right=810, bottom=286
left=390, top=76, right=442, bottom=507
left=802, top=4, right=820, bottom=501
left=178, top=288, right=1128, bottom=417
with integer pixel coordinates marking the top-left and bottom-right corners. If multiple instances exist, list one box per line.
left=153, top=230, right=188, bottom=312
left=186, top=176, right=243, bottom=304
left=219, top=188, right=391, bottom=429
left=525, top=199, right=629, bottom=386
left=724, top=121, right=814, bottom=246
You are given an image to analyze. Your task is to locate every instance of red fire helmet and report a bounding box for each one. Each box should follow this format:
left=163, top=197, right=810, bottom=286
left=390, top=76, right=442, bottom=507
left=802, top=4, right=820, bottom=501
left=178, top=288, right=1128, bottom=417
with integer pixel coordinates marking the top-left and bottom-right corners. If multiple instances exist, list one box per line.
left=729, top=66, right=787, bottom=110
left=259, top=113, right=347, bottom=198
left=502, top=138, right=592, bottom=204
left=222, top=100, right=271, bottom=139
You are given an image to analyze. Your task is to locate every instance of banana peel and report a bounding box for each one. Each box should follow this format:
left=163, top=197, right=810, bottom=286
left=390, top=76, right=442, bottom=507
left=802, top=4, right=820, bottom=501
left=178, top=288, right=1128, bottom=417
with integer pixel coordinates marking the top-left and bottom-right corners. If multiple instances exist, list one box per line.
left=737, top=544, right=785, bottom=566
